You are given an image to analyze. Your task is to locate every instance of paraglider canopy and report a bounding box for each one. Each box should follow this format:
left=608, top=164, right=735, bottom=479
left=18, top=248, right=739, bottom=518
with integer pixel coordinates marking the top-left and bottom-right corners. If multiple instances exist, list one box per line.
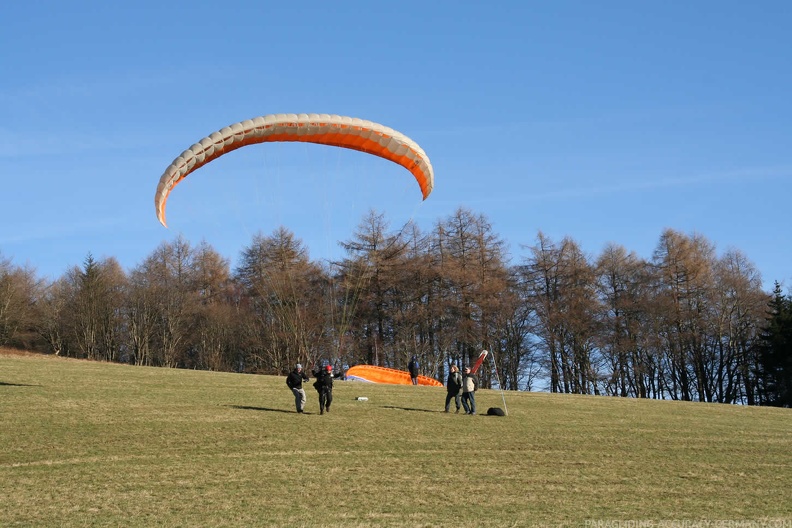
left=346, top=365, right=443, bottom=387
left=154, top=113, right=435, bottom=227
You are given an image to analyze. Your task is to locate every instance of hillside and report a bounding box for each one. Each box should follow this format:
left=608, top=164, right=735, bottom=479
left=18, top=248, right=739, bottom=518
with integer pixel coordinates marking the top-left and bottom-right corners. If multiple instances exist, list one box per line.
left=1, top=349, right=790, bottom=527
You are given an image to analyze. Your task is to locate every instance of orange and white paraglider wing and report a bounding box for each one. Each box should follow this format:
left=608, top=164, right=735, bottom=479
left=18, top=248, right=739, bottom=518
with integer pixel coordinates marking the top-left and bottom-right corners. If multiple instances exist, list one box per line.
left=154, top=113, right=434, bottom=227
left=345, top=365, right=443, bottom=387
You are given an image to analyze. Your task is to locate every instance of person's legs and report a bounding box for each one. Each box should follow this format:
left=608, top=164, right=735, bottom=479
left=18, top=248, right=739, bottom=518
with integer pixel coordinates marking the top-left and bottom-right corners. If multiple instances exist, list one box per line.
left=461, top=393, right=471, bottom=414
left=295, top=389, right=305, bottom=412
left=293, top=388, right=306, bottom=412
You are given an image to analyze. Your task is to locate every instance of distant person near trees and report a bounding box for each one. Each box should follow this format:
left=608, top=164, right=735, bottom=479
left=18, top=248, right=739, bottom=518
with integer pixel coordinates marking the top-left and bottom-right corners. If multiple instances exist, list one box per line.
left=286, top=363, right=309, bottom=414
left=313, top=364, right=334, bottom=415
left=445, top=364, right=463, bottom=413
left=461, top=366, right=478, bottom=415
left=408, top=356, right=419, bottom=385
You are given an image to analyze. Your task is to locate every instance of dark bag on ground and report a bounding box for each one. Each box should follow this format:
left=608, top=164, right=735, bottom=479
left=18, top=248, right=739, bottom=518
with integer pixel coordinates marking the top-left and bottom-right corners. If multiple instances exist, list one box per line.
left=487, top=407, right=505, bottom=416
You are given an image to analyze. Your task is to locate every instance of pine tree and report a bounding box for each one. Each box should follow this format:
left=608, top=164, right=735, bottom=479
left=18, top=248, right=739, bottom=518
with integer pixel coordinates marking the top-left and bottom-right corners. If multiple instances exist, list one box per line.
left=756, top=282, right=792, bottom=407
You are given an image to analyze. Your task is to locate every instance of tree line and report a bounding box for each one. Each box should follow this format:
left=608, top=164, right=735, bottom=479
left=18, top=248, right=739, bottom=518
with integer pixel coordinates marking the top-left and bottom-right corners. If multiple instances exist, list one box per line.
left=1, top=207, right=790, bottom=406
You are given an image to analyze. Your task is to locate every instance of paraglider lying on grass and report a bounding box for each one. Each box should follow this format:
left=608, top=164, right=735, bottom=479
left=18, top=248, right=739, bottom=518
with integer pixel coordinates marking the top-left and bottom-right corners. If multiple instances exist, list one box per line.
left=345, top=365, right=443, bottom=387
left=154, top=113, right=435, bottom=227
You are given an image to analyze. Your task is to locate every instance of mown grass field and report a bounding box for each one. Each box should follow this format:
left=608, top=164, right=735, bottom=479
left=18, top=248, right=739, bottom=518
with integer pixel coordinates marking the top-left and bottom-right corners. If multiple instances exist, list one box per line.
left=1, top=348, right=790, bottom=527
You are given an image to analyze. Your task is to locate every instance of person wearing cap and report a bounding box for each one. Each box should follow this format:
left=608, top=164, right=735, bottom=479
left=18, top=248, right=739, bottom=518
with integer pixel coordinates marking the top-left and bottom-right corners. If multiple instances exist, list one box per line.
left=313, top=364, right=334, bottom=415
left=461, top=366, right=478, bottom=415
left=286, top=363, right=310, bottom=413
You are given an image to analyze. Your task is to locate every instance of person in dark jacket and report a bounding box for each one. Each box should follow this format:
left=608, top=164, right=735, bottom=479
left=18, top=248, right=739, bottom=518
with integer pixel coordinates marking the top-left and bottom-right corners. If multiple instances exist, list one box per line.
left=286, top=363, right=309, bottom=413
left=408, top=356, right=419, bottom=385
left=461, top=366, right=478, bottom=415
left=445, top=364, right=463, bottom=413
left=313, top=364, right=334, bottom=415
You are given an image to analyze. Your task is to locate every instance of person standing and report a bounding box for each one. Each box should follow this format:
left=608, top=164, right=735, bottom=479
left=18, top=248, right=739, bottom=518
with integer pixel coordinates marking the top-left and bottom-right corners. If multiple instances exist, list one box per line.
left=408, top=355, right=419, bottom=385
left=461, top=366, right=478, bottom=415
left=286, top=363, right=309, bottom=413
left=313, top=364, right=334, bottom=415
left=445, top=364, right=463, bottom=413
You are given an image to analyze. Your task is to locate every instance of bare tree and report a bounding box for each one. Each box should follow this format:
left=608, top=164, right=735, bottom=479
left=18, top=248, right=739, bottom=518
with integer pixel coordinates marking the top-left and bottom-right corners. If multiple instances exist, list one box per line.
left=711, top=249, right=768, bottom=403
left=35, top=278, right=69, bottom=356
left=0, top=255, right=41, bottom=349
left=65, top=254, right=127, bottom=362
left=395, top=222, right=443, bottom=379
left=595, top=243, right=655, bottom=397
left=126, top=268, right=159, bottom=366
left=338, top=210, right=407, bottom=368
left=189, top=242, right=235, bottom=370
left=430, top=208, right=511, bottom=387
left=235, top=227, right=325, bottom=373
left=493, top=266, right=539, bottom=391
left=520, top=232, right=601, bottom=394
left=651, top=229, right=717, bottom=401
left=139, top=237, right=200, bottom=368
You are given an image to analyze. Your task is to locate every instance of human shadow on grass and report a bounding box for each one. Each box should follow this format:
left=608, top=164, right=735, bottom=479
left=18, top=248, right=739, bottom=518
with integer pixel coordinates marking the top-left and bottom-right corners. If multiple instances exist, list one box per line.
left=0, top=381, right=38, bottom=387
left=381, top=405, right=441, bottom=413
left=229, top=405, right=312, bottom=415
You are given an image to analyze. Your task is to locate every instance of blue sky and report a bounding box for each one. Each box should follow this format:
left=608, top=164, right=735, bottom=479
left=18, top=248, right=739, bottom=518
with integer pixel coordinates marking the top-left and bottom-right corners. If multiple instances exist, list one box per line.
left=2, top=1, right=790, bottom=290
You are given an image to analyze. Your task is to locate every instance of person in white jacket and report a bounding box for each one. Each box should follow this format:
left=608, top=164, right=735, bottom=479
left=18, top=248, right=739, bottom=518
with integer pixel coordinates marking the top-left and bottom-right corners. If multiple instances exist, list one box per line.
left=461, top=366, right=478, bottom=415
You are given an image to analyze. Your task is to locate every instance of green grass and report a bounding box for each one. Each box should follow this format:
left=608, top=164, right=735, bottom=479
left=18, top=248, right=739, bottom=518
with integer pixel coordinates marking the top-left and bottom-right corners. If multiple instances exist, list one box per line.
left=1, top=349, right=790, bottom=527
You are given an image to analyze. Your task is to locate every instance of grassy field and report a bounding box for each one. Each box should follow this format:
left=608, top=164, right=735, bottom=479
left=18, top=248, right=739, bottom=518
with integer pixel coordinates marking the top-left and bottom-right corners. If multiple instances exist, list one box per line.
left=1, top=348, right=790, bottom=527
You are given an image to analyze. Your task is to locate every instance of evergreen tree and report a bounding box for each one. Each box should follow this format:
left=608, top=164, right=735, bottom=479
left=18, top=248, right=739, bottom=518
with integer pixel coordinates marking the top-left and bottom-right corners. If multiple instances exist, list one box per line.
left=756, top=282, right=792, bottom=407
